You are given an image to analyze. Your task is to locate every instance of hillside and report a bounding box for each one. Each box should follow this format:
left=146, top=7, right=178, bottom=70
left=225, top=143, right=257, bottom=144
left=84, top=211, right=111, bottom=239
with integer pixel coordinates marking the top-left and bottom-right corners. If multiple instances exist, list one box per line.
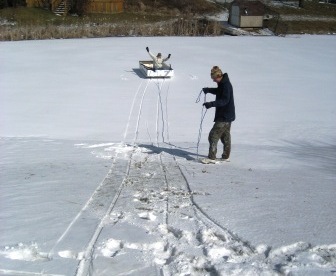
left=0, top=0, right=336, bottom=40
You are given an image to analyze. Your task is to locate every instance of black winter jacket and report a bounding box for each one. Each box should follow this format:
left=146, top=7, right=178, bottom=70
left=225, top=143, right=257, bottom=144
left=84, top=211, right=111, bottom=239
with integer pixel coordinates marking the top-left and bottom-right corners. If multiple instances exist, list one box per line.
left=207, top=73, right=236, bottom=122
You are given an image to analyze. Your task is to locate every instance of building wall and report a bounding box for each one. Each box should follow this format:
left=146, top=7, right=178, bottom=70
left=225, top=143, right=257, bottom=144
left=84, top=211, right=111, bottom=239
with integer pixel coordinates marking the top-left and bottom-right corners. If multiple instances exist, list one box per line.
left=229, top=4, right=264, bottom=28
left=229, top=6, right=241, bottom=27
left=240, top=16, right=263, bottom=27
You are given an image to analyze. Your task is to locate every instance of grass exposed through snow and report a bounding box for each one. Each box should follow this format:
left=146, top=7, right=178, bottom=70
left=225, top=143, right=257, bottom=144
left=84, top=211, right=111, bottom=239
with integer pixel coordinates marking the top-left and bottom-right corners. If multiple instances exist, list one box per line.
left=0, top=6, right=223, bottom=40
left=264, top=1, right=336, bottom=34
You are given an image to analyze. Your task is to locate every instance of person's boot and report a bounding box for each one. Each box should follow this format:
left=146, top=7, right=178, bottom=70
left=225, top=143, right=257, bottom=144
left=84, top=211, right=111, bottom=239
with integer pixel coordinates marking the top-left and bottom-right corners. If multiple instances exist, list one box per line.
left=208, top=152, right=216, bottom=160
left=221, top=153, right=230, bottom=162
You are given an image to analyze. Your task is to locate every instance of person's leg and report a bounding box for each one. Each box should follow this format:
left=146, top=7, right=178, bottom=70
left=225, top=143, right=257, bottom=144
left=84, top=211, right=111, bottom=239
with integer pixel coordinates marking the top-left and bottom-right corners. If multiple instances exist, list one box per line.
left=220, top=122, right=231, bottom=160
left=208, top=122, right=225, bottom=160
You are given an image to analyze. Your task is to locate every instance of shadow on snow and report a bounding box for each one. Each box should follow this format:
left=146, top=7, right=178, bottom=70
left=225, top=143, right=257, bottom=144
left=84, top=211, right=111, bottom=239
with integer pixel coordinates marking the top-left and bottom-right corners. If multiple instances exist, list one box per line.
left=138, top=143, right=206, bottom=161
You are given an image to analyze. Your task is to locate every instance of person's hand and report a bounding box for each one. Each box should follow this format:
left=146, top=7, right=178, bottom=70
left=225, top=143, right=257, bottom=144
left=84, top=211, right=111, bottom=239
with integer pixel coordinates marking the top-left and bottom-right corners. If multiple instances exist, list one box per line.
left=146, top=47, right=149, bottom=52
left=202, top=87, right=210, bottom=94
left=203, top=102, right=213, bottom=109
left=168, top=54, right=171, bottom=58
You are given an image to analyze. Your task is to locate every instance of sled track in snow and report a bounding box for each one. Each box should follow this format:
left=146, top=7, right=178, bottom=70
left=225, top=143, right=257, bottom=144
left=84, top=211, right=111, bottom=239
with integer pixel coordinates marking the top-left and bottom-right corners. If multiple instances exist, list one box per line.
left=154, top=77, right=232, bottom=236
left=175, top=159, right=255, bottom=252
left=77, top=77, right=231, bottom=275
left=74, top=79, right=153, bottom=276
left=50, top=77, right=336, bottom=275
left=75, top=156, right=132, bottom=276
left=112, top=76, right=336, bottom=275
left=164, top=86, right=336, bottom=274
left=153, top=79, right=259, bottom=274
left=42, top=79, right=152, bottom=276
left=153, top=76, right=244, bottom=245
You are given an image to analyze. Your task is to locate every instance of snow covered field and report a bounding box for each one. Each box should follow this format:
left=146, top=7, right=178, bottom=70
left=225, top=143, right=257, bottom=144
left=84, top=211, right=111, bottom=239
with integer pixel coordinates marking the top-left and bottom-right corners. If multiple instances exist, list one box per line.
left=1, top=35, right=336, bottom=275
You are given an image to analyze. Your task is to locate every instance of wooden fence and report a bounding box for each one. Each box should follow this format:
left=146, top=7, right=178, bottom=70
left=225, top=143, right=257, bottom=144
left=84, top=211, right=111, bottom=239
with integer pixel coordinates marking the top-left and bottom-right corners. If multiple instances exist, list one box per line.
left=86, top=0, right=123, bottom=13
left=26, top=0, right=124, bottom=14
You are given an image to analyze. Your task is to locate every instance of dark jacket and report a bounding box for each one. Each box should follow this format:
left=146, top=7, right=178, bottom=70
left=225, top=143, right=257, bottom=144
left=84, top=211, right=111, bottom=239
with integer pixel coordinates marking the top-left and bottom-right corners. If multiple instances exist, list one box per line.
left=207, top=73, right=236, bottom=122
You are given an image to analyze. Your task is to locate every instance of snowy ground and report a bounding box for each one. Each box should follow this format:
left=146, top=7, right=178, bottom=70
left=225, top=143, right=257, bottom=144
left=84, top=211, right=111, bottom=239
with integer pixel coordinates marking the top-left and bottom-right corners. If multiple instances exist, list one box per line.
left=1, top=36, right=336, bottom=275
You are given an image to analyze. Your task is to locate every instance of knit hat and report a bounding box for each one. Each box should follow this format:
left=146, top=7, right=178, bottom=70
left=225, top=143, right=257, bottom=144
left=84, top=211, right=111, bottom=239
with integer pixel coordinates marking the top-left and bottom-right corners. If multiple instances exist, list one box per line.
left=157, top=53, right=162, bottom=57
left=210, top=66, right=223, bottom=79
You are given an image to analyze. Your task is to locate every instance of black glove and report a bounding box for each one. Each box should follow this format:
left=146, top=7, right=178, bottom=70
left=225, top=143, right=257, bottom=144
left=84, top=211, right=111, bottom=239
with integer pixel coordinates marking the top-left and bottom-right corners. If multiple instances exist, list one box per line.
left=146, top=47, right=149, bottom=52
left=202, top=87, right=210, bottom=94
left=203, top=102, right=213, bottom=109
left=168, top=54, right=171, bottom=58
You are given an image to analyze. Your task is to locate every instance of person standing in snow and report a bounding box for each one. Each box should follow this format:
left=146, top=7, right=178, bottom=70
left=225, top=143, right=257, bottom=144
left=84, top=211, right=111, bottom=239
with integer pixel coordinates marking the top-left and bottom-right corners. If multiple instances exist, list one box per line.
left=202, top=66, right=236, bottom=161
left=146, top=47, right=171, bottom=70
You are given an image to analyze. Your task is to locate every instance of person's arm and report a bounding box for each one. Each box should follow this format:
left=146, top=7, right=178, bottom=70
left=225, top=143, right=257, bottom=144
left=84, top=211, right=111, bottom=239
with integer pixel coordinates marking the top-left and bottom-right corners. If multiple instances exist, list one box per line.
left=203, top=87, right=217, bottom=95
left=163, top=54, right=171, bottom=62
left=203, top=83, right=231, bottom=109
left=146, top=47, right=156, bottom=60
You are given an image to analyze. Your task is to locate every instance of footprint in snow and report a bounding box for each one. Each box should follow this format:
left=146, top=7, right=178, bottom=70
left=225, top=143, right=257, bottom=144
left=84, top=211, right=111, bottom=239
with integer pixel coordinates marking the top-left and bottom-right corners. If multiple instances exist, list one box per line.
left=1, top=243, right=50, bottom=262
left=120, top=75, right=129, bottom=81
left=58, top=250, right=84, bottom=260
left=138, top=211, right=157, bottom=221
left=100, top=239, right=123, bottom=258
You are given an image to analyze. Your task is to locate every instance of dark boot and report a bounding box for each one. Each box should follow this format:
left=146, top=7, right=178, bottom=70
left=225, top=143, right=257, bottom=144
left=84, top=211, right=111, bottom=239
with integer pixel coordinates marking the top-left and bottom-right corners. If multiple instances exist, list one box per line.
left=208, top=152, right=216, bottom=160
left=221, top=146, right=230, bottom=160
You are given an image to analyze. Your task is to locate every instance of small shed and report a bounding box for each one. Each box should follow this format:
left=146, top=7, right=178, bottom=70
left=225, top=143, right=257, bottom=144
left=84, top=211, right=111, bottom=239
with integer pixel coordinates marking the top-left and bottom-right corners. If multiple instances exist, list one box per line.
left=229, top=0, right=265, bottom=28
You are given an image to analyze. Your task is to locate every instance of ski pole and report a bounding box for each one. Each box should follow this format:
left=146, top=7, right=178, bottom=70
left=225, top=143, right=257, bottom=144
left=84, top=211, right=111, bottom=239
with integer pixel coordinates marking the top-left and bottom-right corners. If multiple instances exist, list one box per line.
left=196, top=90, right=207, bottom=160
left=195, top=89, right=203, bottom=103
